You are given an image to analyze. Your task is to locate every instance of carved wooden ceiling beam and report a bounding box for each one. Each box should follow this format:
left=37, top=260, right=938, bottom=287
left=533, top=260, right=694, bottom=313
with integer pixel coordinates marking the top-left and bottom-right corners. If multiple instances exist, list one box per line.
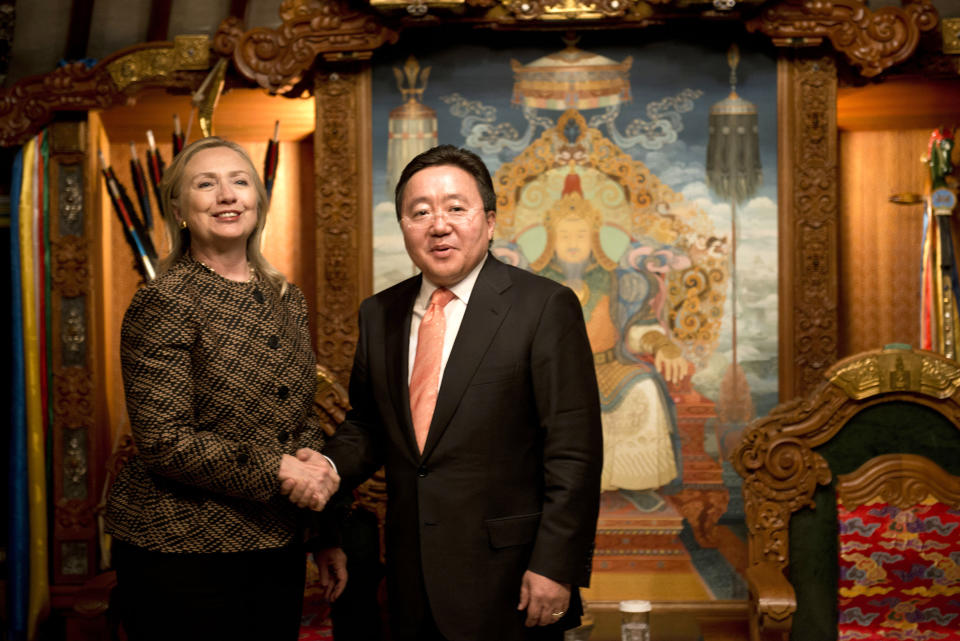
left=748, top=0, right=939, bottom=78
left=213, top=0, right=400, bottom=94
left=0, top=0, right=943, bottom=145
left=214, top=0, right=941, bottom=96
left=0, top=36, right=211, bottom=146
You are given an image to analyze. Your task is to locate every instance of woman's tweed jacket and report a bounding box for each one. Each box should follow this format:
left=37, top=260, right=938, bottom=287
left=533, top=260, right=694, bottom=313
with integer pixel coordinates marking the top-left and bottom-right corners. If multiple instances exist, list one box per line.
left=105, top=256, right=326, bottom=553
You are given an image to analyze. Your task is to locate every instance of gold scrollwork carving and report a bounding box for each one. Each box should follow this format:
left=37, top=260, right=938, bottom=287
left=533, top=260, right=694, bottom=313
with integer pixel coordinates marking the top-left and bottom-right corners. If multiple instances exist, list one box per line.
left=944, top=17, right=960, bottom=55
left=106, top=37, right=210, bottom=92
left=499, top=0, right=648, bottom=21
left=173, top=35, right=212, bottom=71
left=106, top=48, right=177, bottom=92
left=829, top=347, right=960, bottom=400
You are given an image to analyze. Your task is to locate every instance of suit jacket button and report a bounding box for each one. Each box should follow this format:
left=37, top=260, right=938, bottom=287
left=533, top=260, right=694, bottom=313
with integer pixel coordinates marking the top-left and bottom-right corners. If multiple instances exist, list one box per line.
left=417, top=466, right=427, bottom=478
left=278, top=430, right=290, bottom=443
left=277, top=385, right=289, bottom=399
left=267, top=335, right=279, bottom=349
left=237, top=453, right=250, bottom=465
left=252, top=288, right=265, bottom=303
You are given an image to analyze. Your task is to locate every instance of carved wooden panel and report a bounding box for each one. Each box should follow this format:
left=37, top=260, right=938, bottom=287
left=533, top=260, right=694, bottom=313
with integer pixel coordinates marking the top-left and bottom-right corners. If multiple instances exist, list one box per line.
left=0, top=39, right=209, bottom=146
left=748, top=0, right=939, bottom=78
left=313, top=65, right=373, bottom=384
left=778, top=54, right=840, bottom=401
left=48, top=122, right=100, bottom=584
left=836, top=453, right=960, bottom=510
left=214, top=2, right=398, bottom=94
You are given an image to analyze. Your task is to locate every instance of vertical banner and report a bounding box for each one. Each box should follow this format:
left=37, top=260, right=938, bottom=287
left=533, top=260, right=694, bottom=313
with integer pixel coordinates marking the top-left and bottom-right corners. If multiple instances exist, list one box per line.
left=921, top=129, right=960, bottom=358
left=8, top=142, right=28, bottom=641
left=8, top=132, right=51, bottom=641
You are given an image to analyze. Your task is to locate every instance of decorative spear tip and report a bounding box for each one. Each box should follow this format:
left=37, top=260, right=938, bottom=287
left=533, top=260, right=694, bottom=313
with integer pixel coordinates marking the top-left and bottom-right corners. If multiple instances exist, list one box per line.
left=129, top=141, right=137, bottom=156
left=97, top=149, right=107, bottom=171
left=273, top=120, right=280, bottom=142
left=146, top=129, right=156, bottom=150
left=173, top=113, right=182, bottom=134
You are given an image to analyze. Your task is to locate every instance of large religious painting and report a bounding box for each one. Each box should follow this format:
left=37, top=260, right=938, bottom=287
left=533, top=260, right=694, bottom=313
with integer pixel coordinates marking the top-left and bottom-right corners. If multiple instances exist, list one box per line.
left=370, top=30, right=778, bottom=603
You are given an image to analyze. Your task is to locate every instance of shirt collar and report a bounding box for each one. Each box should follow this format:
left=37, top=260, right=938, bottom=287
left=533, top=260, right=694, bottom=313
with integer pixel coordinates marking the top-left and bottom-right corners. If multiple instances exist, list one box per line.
left=416, top=253, right=488, bottom=310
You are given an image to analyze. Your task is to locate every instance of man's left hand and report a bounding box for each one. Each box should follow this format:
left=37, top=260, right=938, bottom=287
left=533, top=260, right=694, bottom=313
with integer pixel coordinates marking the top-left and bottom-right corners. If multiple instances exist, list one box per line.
left=314, top=546, right=348, bottom=602
left=517, top=570, right=571, bottom=627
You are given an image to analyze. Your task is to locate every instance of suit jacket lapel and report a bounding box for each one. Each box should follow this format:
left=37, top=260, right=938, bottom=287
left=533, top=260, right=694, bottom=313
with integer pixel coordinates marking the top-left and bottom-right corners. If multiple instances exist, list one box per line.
left=421, top=256, right=512, bottom=461
left=385, top=276, right=421, bottom=462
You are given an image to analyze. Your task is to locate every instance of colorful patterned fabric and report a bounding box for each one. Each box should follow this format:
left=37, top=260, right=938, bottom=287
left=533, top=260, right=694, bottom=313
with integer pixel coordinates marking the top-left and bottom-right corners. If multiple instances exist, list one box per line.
left=838, top=495, right=960, bottom=640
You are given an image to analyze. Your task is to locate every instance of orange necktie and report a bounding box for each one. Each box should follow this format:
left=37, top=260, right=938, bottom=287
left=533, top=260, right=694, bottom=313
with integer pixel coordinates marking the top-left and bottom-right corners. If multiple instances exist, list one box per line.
left=409, top=287, right=456, bottom=453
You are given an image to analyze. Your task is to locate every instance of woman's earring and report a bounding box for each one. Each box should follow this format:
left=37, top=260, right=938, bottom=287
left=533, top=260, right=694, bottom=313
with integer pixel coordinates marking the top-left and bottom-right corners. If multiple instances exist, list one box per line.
left=179, top=220, right=187, bottom=230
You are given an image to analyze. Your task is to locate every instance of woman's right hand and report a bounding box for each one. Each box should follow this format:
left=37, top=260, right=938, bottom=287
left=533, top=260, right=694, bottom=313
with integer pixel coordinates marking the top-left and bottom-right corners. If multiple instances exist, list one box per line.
left=278, top=449, right=340, bottom=511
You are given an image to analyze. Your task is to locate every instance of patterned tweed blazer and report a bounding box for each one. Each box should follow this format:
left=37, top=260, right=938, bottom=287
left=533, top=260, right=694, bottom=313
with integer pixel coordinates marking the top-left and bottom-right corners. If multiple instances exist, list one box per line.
left=105, top=256, right=326, bottom=553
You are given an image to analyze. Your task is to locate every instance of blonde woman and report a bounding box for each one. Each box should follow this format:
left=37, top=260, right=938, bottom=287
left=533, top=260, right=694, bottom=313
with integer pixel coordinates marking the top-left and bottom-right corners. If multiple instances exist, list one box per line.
left=106, top=137, right=344, bottom=640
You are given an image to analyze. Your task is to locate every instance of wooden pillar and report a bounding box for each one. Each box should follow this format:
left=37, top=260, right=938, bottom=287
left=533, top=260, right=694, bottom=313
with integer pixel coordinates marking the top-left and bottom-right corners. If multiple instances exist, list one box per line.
left=778, top=54, right=840, bottom=400
left=313, top=64, right=372, bottom=385
left=47, top=120, right=103, bottom=589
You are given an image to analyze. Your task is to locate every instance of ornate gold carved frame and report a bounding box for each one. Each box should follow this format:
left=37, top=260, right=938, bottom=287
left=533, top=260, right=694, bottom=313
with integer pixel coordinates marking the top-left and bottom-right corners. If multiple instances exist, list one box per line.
left=0, top=0, right=941, bottom=594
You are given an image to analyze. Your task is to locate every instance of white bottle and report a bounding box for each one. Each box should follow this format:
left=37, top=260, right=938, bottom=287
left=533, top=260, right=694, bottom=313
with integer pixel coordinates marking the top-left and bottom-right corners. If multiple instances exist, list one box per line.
left=619, top=600, right=651, bottom=641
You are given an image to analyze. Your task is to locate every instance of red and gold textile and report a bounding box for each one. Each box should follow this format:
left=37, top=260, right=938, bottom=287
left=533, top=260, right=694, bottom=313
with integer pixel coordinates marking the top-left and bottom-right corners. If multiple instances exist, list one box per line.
left=838, top=495, right=960, bottom=640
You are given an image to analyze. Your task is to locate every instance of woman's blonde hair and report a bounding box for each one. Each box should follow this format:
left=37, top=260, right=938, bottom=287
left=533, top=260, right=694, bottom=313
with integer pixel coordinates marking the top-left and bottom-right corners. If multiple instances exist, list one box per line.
left=158, top=136, right=287, bottom=294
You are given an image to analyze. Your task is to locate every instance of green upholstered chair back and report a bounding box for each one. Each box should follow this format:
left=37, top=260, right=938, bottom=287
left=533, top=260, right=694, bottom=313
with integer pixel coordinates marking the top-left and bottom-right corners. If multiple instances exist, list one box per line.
left=732, top=347, right=960, bottom=641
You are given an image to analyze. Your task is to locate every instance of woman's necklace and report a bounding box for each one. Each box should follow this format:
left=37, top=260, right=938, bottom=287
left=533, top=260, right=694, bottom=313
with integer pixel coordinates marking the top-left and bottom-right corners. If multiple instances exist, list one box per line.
left=196, top=258, right=255, bottom=282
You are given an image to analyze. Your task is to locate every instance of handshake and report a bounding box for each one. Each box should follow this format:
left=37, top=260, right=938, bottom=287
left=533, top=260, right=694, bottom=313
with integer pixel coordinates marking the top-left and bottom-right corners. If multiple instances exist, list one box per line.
left=278, top=448, right=341, bottom=511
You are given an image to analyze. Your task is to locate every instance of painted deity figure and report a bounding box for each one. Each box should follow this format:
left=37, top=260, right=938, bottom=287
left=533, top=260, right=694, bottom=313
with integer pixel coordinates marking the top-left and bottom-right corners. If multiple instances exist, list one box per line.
left=529, top=170, right=691, bottom=507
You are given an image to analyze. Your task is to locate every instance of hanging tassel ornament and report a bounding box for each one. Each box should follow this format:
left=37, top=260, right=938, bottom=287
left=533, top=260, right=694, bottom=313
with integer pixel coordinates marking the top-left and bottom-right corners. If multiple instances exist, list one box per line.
left=706, top=43, right=763, bottom=451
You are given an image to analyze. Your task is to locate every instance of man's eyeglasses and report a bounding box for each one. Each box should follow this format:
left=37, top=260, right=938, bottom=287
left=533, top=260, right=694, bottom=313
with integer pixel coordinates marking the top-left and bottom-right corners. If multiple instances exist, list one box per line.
left=401, top=208, right=478, bottom=228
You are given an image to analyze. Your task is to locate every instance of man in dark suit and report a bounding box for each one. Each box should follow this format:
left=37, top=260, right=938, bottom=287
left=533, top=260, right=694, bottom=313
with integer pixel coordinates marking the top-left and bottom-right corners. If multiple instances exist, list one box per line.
left=320, top=145, right=603, bottom=640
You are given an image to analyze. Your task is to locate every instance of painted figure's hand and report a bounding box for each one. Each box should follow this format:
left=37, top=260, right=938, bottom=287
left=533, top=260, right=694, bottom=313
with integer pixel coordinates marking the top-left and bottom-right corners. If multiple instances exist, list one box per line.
left=655, top=350, right=690, bottom=385
left=278, top=448, right=340, bottom=511
left=517, top=570, right=571, bottom=627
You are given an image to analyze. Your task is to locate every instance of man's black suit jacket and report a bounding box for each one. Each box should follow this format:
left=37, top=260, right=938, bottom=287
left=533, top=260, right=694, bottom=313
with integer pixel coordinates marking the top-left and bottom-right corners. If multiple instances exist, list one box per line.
left=324, top=255, right=603, bottom=640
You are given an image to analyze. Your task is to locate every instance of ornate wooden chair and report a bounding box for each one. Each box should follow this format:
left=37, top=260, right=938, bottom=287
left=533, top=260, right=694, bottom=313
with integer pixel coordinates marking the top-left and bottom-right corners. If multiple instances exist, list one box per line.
left=732, top=346, right=960, bottom=641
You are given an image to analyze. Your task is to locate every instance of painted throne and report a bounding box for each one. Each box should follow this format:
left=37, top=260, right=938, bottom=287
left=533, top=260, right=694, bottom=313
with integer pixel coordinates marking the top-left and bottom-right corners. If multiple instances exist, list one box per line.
left=732, top=346, right=960, bottom=641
